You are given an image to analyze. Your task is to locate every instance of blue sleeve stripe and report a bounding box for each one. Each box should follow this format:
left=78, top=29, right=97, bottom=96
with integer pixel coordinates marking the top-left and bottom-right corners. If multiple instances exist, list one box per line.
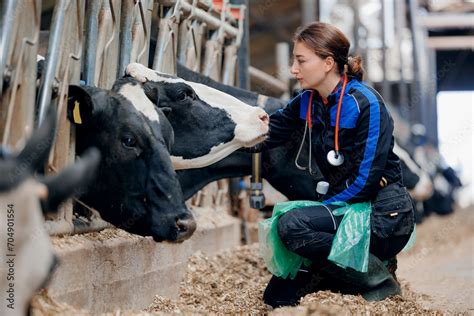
left=324, top=86, right=381, bottom=203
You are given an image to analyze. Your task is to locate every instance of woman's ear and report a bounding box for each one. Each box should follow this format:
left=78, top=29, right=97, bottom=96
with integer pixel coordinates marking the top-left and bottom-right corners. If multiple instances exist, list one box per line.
left=324, top=56, right=336, bottom=72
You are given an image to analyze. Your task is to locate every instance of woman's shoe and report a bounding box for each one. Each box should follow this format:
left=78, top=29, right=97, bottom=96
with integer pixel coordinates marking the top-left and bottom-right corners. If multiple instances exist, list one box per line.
left=320, top=254, right=401, bottom=301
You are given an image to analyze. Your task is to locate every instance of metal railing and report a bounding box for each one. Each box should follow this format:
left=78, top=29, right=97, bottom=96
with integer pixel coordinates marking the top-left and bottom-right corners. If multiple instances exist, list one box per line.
left=0, top=0, right=249, bottom=236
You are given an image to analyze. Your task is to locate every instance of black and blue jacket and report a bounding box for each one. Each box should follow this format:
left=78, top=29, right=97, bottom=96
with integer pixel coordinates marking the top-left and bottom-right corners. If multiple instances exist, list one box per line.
left=261, top=77, right=402, bottom=204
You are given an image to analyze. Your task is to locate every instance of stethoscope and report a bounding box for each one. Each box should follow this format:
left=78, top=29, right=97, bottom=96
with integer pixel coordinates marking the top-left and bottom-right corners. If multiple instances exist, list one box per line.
left=295, top=74, right=348, bottom=174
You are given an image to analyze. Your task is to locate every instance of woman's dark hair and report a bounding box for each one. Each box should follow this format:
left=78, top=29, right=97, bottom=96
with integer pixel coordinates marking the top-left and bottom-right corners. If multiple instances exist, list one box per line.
left=293, top=22, right=365, bottom=81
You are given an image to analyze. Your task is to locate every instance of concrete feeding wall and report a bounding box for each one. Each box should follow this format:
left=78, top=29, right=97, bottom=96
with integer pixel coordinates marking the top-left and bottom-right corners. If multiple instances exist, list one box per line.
left=47, top=206, right=241, bottom=312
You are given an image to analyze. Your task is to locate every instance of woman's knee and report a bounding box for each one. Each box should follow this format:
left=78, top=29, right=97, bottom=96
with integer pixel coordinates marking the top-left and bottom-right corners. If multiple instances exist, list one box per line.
left=277, top=213, right=295, bottom=247
left=277, top=211, right=303, bottom=249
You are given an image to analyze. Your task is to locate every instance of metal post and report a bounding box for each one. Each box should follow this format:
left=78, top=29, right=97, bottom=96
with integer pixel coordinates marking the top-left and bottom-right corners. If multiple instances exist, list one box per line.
left=381, top=0, right=391, bottom=103
left=38, top=0, right=85, bottom=235
left=118, top=0, right=153, bottom=74
left=301, top=0, right=317, bottom=25
left=408, top=0, right=429, bottom=125
left=0, top=0, right=18, bottom=96
left=230, top=0, right=250, bottom=90
left=352, top=0, right=360, bottom=54
left=276, top=42, right=290, bottom=99
left=83, top=1, right=101, bottom=86
left=395, top=0, right=409, bottom=118
left=426, top=48, right=438, bottom=146
left=249, top=152, right=265, bottom=209
left=37, top=0, right=68, bottom=125
left=0, top=0, right=40, bottom=148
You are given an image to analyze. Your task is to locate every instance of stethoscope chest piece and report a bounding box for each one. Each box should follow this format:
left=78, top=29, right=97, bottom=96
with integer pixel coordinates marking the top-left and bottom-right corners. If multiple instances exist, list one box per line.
left=327, top=150, right=344, bottom=166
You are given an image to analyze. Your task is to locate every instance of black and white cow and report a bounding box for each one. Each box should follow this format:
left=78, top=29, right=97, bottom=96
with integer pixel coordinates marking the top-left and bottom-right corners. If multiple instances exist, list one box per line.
left=36, top=53, right=197, bottom=242
left=0, top=107, right=100, bottom=316
left=176, top=62, right=287, bottom=115
left=393, top=142, right=434, bottom=202
left=423, top=168, right=462, bottom=216
left=176, top=139, right=318, bottom=201
left=121, top=63, right=270, bottom=170
left=118, top=64, right=321, bottom=201
left=413, top=145, right=462, bottom=217
left=67, top=85, right=196, bottom=242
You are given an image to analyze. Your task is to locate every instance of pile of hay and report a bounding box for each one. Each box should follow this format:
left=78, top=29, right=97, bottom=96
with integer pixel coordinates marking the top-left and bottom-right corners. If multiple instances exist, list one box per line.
left=146, top=244, right=444, bottom=315
left=147, top=244, right=271, bottom=314
left=30, top=290, right=89, bottom=316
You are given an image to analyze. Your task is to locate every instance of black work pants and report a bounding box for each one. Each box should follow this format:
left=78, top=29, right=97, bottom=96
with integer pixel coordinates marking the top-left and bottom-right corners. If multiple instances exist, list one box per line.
left=263, top=204, right=410, bottom=307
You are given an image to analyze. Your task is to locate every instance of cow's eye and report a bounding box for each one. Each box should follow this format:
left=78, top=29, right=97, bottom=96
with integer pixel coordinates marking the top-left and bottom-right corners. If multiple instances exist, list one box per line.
left=176, top=90, right=194, bottom=102
left=121, top=135, right=137, bottom=148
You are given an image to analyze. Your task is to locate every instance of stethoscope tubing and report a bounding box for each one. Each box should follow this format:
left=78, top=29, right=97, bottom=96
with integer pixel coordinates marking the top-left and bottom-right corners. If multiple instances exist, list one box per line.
left=294, top=74, right=348, bottom=172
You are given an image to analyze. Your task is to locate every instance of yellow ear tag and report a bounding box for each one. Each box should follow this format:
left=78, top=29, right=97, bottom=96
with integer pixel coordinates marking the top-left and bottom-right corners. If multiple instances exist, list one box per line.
left=73, top=100, right=82, bottom=124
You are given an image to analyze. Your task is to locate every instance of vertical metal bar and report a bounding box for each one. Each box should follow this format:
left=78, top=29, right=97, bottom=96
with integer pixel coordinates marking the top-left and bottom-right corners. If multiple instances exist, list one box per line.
left=37, top=0, right=69, bottom=125
left=409, top=0, right=432, bottom=133
left=0, top=0, right=18, bottom=96
left=96, top=0, right=119, bottom=88
left=408, top=0, right=422, bottom=123
left=395, top=0, right=409, bottom=118
left=42, top=0, right=84, bottom=235
left=136, top=0, right=150, bottom=62
left=427, top=48, right=438, bottom=146
left=118, top=1, right=133, bottom=74
left=381, top=0, right=391, bottom=102
left=83, top=1, right=101, bottom=86
left=301, top=0, right=317, bottom=25
left=276, top=42, right=290, bottom=99
left=1, top=0, right=40, bottom=147
left=352, top=0, right=360, bottom=54
left=230, top=0, right=249, bottom=90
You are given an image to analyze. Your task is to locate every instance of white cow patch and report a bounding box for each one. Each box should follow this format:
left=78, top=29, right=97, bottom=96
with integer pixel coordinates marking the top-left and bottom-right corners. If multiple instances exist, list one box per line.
left=126, top=63, right=184, bottom=84
left=171, top=142, right=241, bottom=170
left=118, top=83, right=160, bottom=123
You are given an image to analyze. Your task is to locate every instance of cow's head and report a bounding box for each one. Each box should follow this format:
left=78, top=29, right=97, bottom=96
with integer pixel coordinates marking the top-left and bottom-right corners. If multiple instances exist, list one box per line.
left=0, top=107, right=100, bottom=316
left=120, top=63, right=269, bottom=170
left=67, top=85, right=196, bottom=242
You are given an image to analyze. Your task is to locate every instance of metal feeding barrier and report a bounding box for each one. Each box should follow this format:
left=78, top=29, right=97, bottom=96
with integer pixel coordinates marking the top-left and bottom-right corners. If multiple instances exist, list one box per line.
left=1, top=0, right=270, bottom=237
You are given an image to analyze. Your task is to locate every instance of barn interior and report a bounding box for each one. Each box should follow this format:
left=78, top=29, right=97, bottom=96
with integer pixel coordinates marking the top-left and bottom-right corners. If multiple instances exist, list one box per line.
left=0, top=0, right=473, bottom=315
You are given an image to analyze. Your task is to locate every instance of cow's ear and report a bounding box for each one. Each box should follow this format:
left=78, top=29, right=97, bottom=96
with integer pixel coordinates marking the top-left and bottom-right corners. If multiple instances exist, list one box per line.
left=67, top=85, right=94, bottom=126
left=142, top=81, right=161, bottom=105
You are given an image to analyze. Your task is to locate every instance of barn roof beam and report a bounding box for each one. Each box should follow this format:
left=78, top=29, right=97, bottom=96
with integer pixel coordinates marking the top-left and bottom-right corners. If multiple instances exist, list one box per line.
left=427, top=35, right=474, bottom=50
left=419, top=13, right=474, bottom=30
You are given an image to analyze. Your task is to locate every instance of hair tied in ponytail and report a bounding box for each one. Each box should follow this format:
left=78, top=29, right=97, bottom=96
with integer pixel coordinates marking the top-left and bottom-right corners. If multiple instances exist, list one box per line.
left=346, top=55, right=364, bottom=81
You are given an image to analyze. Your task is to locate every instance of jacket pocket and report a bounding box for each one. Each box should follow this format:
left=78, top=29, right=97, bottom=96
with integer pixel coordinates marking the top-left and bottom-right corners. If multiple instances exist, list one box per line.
left=371, top=183, right=415, bottom=239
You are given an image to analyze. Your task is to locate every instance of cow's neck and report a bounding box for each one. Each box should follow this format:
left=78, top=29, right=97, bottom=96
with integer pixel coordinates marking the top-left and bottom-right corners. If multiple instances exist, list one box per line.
left=177, top=146, right=318, bottom=201
left=177, top=151, right=252, bottom=200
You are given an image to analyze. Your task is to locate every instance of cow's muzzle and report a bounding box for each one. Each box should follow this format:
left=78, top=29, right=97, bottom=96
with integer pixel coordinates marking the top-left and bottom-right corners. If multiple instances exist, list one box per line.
left=175, top=215, right=197, bottom=242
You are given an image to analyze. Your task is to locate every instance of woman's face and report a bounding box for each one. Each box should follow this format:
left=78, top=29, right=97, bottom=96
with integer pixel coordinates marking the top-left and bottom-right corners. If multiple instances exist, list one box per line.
left=291, top=41, right=332, bottom=90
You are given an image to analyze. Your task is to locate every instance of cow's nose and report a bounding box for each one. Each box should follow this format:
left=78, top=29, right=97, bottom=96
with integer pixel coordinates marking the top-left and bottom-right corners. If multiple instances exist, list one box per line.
left=259, top=111, right=270, bottom=126
left=175, top=217, right=197, bottom=242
